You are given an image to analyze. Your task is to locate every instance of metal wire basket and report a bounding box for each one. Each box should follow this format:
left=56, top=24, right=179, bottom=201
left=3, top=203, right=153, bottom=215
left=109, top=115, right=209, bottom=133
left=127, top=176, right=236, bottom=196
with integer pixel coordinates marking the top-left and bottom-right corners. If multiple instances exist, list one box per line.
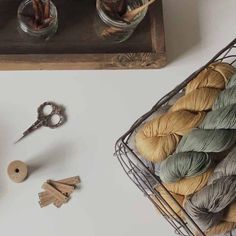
left=114, top=38, right=236, bottom=236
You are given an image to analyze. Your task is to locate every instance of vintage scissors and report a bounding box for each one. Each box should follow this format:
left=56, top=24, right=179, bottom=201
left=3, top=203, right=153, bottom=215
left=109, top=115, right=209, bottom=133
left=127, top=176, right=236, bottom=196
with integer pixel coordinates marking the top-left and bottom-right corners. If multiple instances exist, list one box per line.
left=15, top=102, right=66, bottom=144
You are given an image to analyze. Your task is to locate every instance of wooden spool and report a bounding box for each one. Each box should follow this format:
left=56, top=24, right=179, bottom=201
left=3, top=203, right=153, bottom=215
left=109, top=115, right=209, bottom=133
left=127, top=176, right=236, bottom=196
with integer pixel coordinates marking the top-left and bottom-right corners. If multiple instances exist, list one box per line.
left=7, top=160, right=28, bottom=183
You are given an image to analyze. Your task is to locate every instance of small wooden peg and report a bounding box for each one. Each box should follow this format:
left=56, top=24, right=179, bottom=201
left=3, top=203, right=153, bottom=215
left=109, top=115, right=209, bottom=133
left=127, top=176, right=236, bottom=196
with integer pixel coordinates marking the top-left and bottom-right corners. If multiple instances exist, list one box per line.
left=42, top=182, right=68, bottom=203
left=57, top=176, right=81, bottom=186
left=53, top=199, right=63, bottom=208
left=47, top=180, right=75, bottom=196
left=39, top=192, right=54, bottom=208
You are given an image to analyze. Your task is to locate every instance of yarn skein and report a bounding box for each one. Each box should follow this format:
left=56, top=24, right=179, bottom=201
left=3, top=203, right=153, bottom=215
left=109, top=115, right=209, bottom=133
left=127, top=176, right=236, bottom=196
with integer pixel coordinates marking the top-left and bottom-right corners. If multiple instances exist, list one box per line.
left=176, top=129, right=236, bottom=153
left=208, top=146, right=236, bottom=185
left=226, top=74, right=236, bottom=88
left=135, top=110, right=205, bottom=162
left=205, top=222, right=236, bottom=236
left=161, top=168, right=214, bottom=196
left=184, top=147, right=236, bottom=231
left=159, top=152, right=212, bottom=183
left=186, top=63, right=236, bottom=93
left=170, top=88, right=220, bottom=112
left=213, top=85, right=236, bottom=110
left=208, top=149, right=236, bottom=224
left=184, top=176, right=236, bottom=231
left=135, top=63, right=235, bottom=163
left=199, top=104, right=236, bottom=129
left=151, top=187, right=185, bottom=218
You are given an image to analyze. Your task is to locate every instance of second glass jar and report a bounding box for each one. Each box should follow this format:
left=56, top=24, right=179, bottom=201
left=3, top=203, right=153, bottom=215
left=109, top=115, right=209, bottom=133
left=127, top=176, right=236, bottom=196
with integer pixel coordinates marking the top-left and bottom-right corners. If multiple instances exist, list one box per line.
left=94, top=0, right=148, bottom=43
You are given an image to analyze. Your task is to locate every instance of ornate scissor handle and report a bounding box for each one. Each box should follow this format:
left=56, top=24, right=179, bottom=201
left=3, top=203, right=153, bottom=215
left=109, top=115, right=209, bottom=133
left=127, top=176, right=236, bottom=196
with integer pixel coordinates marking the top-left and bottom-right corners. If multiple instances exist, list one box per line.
left=37, top=102, right=66, bottom=129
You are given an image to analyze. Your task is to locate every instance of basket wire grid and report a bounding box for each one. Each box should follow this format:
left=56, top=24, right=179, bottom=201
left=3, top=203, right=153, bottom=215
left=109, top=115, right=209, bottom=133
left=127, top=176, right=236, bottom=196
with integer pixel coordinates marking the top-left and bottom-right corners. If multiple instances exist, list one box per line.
left=115, top=38, right=236, bottom=236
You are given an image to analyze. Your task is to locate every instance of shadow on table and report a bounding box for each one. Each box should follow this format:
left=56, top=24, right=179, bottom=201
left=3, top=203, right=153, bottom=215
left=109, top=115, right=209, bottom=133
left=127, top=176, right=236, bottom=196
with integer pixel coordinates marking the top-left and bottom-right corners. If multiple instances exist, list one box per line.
left=27, top=142, right=76, bottom=176
left=163, top=0, right=201, bottom=62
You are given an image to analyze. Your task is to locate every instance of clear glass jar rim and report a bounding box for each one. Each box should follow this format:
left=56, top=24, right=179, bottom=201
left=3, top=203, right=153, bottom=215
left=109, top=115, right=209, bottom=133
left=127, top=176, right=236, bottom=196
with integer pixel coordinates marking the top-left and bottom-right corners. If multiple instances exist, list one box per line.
left=96, top=0, right=148, bottom=29
left=17, top=0, right=58, bottom=34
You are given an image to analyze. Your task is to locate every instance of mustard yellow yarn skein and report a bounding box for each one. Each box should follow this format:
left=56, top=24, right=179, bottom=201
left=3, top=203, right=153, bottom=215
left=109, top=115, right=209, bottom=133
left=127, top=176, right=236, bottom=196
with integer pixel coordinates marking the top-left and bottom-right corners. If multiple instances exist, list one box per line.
left=170, top=88, right=220, bottom=112
left=224, top=203, right=236, bottom=223
left=135, top=110, right=205, bottom=162
left=159, top=168, right=213, bottom=196
left=186, top=62, right=236, bottom=93
left=152, top=186, right=185, bottom=218
left=205, top=222, right=236, bottom=236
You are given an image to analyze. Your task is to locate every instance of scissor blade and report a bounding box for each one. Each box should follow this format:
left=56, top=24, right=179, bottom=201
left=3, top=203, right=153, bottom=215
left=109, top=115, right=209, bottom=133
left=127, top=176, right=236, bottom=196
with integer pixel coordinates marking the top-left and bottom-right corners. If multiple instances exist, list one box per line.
left=14, top=135, right=26, bottom=144
left=14, top=119, right=43, bottom=144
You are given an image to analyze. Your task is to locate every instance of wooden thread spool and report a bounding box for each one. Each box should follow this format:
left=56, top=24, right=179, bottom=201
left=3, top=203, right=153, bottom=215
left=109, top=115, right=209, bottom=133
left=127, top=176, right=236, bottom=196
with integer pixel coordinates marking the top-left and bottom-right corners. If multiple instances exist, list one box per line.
left=7, top=160, right=28, bottom=183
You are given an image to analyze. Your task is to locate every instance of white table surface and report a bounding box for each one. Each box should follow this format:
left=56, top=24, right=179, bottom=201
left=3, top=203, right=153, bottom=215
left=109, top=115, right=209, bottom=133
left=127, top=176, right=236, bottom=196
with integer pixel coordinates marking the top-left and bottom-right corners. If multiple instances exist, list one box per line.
left=0, top=0, right=235, bottom=235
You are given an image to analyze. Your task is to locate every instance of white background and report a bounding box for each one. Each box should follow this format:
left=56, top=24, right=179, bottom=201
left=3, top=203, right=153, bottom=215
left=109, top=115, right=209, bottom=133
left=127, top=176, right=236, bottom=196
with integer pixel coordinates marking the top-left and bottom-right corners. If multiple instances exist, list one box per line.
left=0, top=0, right=235, bottom=235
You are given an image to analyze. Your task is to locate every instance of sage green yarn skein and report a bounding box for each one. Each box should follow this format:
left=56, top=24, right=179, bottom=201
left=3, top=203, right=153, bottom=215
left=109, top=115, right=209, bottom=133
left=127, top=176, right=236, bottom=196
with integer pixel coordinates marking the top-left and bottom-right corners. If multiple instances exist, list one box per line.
left=160, top=152, right=212, bottom=183
left=213, top=86, right=236, bottom=110
left=200, top=104, right=236, bottom=129
left=176, top=129, right=236, bottom=153
left=226, top=74, right=236, bottom=88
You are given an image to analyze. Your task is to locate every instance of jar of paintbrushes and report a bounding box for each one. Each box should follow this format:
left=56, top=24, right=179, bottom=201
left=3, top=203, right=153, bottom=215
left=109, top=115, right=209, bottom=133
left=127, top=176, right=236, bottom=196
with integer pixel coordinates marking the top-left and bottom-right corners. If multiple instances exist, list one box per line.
left=17, top=0, right=58, bottom=41
left=95, top=0, right=155, bottom=43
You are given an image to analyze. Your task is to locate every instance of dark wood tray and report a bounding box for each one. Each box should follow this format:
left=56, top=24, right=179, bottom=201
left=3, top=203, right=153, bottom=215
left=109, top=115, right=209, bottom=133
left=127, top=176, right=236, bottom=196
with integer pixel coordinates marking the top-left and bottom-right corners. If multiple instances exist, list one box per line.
left=0, top=0, right=166, bottom=70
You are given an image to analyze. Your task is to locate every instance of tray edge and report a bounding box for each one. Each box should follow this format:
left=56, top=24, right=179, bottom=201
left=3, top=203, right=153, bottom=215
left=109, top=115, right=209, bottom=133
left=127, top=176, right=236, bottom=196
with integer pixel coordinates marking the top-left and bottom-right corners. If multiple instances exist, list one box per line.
left=0, top=52, right=167, bottom=70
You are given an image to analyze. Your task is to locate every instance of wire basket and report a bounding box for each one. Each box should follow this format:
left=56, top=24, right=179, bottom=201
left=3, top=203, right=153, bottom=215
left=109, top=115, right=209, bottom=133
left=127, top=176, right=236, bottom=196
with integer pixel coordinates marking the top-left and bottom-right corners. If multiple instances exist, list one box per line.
left=114, top=38, right=236, bottom=236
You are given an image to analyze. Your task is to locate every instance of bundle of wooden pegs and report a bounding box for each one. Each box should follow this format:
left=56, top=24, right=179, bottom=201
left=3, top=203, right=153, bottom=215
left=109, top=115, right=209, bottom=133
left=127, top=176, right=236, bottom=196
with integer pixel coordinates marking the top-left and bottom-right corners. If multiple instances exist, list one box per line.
left=38, top=176, right=80, bottom=208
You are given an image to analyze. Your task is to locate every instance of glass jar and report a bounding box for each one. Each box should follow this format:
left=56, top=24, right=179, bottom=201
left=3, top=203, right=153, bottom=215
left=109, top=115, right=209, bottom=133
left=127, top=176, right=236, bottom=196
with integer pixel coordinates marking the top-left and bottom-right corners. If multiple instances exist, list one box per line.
left=95, top=0, right=148, bottom=43
left=17, top=0, right=58, bottom=42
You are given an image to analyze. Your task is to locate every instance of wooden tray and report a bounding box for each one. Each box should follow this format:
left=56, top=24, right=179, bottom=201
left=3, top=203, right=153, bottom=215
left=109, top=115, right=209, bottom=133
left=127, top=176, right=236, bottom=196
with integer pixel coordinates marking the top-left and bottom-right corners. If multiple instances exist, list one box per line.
left=0, top=0, right=166, bottom=70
